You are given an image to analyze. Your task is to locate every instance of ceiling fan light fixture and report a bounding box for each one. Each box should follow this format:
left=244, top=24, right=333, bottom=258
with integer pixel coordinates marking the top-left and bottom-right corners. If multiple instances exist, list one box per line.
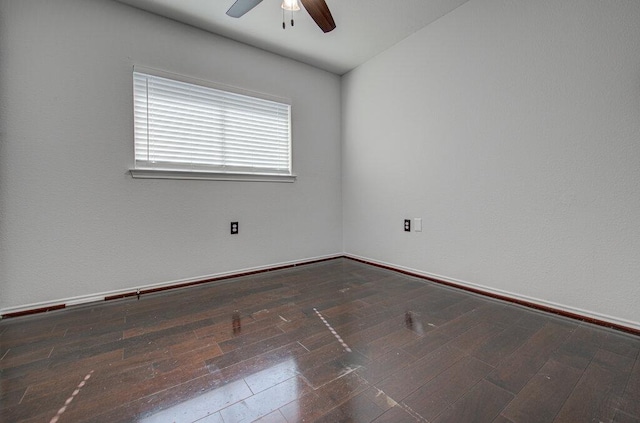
left=281, top=0, right=300, bottom=12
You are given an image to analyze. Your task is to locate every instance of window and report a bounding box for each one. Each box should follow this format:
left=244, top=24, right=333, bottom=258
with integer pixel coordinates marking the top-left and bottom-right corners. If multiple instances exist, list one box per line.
left=130, top=69, right=294, bottom=182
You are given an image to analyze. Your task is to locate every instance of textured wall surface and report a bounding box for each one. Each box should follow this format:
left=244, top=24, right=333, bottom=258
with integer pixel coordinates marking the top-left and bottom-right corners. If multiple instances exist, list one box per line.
left=342, top=0, right=640, bottom=327
left=0, top=0, right=342, bottom=310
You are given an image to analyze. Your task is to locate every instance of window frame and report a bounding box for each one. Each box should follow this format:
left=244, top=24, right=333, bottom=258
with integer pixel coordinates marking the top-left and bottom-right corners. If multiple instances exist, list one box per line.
left=129, top=67, right=296, bottom=183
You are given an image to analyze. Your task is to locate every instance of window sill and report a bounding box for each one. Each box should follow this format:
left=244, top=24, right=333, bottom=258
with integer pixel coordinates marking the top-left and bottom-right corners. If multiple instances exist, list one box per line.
left=129, top=168, right=296, bottom=182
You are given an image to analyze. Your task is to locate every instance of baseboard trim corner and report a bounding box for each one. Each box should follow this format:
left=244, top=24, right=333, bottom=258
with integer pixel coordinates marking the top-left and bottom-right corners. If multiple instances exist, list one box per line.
left=4, top=253, right=638, bottom=338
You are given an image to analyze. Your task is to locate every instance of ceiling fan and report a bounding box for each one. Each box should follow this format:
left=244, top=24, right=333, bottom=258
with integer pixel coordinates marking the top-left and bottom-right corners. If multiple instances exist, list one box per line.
left=226, top=0, right=336, bottom=33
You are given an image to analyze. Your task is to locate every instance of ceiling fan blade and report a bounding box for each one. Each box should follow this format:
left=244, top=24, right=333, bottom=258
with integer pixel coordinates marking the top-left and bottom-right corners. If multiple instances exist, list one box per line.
left=299, top=0, right=336, bottom=33
left=226, top=0, right=263, bottom=18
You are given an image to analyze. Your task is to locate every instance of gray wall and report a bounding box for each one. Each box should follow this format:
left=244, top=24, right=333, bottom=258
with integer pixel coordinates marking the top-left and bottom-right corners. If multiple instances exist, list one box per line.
left=342, top=0, right=640, bottom=329
left=0, top=0, right=343, bottom=311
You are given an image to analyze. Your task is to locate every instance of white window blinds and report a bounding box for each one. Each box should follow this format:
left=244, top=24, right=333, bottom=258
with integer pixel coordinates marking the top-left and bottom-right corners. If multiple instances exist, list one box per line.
left=133, top=71, right=291, bottom=176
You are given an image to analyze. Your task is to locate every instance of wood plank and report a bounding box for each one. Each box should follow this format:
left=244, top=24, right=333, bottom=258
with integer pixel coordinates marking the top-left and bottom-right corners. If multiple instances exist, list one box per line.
left=553, top=349, right=635, bottom=423
left=612, top=410, right=640, bottom=423
left=375, top=344, right=466, bottom=401
left=401, top=328, right=452, bottom=359
left=550, top=323, right=608, bottom=371
left=313, top=391, right=385, bottom=423
left=356, top=347, right=416, bottom=385
left=486, top=321, right=575, bottom=394
left=618, top=356, right=640, bottom=418
left=279, top=372, right=368, bottom=422
left=372, top=405, right=423, bottom=423
left=433, top=379, right=513, bottom=423
left=500, top=359, right=583, bottom=423
left=446, top=322, right=506, bottom=355
left=492, top=415, right=516, bottom=423
left=361, top=328, right=420, bottom=360
left=471, top=323, right=539, bottom=366
left=402, top=355, right=494, bottom=421
left=219, top=376, right=311, bottom=423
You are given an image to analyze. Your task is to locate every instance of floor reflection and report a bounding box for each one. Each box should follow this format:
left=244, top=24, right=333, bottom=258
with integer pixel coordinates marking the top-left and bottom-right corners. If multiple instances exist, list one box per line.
left=232, top=310, right=242, bottom=335
left=138, top=359, right=300, bottom=423
left=405, top=310, right=424, bottom=335
left=404, top=311, right=413, bottom=329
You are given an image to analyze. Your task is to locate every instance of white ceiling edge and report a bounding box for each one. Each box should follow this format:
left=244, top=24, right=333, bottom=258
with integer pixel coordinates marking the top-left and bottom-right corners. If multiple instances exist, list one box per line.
left=115, top=0, right=471, bottom=75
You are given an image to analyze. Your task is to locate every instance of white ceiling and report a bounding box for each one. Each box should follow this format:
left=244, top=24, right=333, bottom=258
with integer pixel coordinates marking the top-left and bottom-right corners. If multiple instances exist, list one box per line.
left=116, top=0, right=471, bottom=75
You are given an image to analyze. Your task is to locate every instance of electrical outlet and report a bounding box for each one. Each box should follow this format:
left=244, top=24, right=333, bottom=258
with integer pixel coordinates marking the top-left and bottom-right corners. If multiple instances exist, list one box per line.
left=230, top=221, right=239, bottom=234
left=404, top=219, right=411, bottom=232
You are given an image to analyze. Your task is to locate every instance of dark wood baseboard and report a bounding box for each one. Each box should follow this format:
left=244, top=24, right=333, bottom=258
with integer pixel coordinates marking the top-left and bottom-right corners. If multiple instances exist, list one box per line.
left=3, top=255, right=639, bottom=338
left=104, top=256, right=339, bottom=301
left=0, top=256, right=339, bottom=319
left=345, top=256, right=640, bottom=337
left=1, top=304, right=66, bottom=319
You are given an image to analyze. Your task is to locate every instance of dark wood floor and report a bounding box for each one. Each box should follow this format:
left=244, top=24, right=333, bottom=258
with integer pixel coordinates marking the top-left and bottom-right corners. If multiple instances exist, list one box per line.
left=1, top=258, right=639, bottom=423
